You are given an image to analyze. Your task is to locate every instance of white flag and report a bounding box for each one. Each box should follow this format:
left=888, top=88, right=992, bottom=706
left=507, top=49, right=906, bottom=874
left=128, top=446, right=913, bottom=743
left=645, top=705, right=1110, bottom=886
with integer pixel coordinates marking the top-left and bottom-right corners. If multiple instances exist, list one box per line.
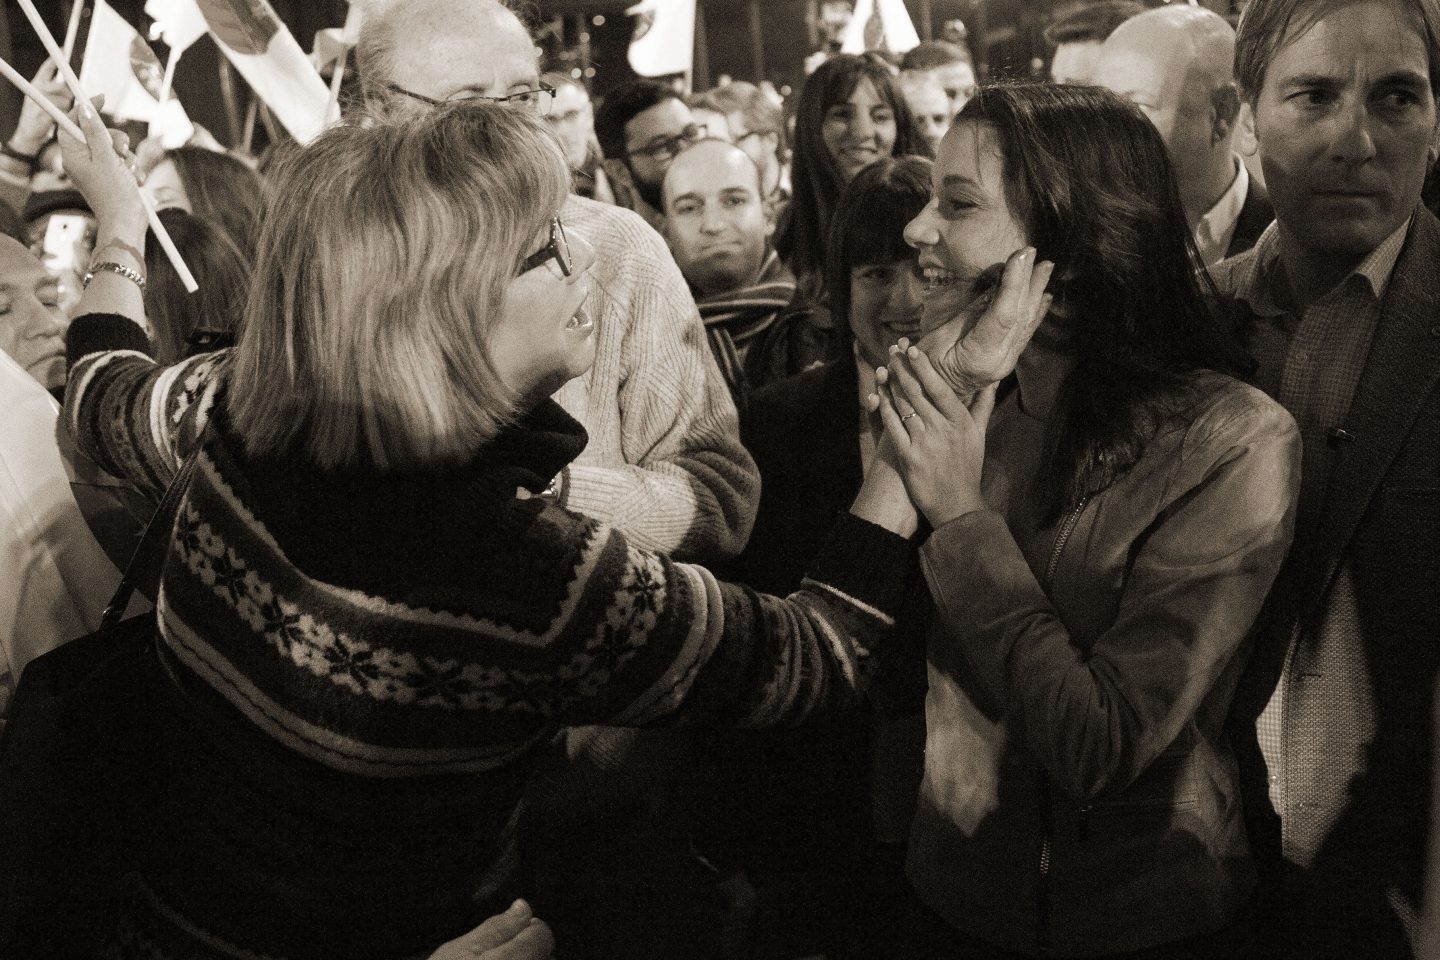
left=79, top=0, right=194, bottom=148
left=145, top=0, right=209, bottom=54
left=311, top=4, right=363, bottom=72
left=840, top=0, right=920, bottom=55
left=195, top=0, right=329, bottom=143
left=625, top=0, right=695, bottom=79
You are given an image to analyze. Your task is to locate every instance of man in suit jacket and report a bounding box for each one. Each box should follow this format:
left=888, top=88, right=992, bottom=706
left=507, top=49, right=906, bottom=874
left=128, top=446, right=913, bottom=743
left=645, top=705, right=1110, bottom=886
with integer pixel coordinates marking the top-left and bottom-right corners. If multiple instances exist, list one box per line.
left=1211, top=0, right=1440, bottom=956
left=1095, top=5, right=1275, bottom=266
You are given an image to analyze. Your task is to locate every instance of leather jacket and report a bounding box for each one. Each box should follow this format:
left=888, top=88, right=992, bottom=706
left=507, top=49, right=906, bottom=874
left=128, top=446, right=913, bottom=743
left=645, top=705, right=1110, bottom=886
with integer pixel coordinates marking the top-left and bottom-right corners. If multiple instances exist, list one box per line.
left=908, top=370, right=1301, bottom=956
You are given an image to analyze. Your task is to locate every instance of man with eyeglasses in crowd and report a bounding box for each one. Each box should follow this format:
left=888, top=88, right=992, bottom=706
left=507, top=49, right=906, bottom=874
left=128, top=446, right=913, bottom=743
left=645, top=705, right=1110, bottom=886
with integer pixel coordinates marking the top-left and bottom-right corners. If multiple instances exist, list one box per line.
left=537, top=72, right=614, bottom=205
left=358, top=0, right=756, bottom=565
left=357, top=2, right=759, bottom=954
left=594, top=79, right=706, bottom=233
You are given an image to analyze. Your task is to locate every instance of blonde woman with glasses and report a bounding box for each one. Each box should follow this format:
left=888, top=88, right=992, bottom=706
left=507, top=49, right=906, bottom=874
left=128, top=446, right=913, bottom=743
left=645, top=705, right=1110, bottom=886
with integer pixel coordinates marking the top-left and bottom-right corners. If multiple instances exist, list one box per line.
left=50, top=98, right=1003, bottom=958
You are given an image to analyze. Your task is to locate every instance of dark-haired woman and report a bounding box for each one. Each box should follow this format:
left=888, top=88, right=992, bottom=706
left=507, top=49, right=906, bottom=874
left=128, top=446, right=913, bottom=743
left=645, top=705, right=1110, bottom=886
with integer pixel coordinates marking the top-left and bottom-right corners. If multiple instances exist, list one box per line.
left=143, top=208, right=251, bottom=363
left=881, top=83, right=1301, bottom=957
left=141, top=145, right=265, bottom=260
left=774, top=54, right=930, bottom=358
left=699, top=156, right=933, bottom=957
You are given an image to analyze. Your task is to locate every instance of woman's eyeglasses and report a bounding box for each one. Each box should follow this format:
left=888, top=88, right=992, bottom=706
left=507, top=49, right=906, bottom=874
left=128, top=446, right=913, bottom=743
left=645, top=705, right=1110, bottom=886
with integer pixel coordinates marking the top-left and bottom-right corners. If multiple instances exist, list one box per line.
left=519, top=217, right=572, bottom=277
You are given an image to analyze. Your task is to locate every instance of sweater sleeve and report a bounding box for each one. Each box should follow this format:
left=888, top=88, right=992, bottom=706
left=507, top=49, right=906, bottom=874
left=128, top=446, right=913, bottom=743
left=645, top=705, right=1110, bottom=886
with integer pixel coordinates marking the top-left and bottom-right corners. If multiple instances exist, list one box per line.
left=920, top=393, right=1300, bottom=800
left=554, top=197, right=760, bottom=564
left=554, top=510, right=916, bottom=730
left=64, top=311, right=227, bottom=502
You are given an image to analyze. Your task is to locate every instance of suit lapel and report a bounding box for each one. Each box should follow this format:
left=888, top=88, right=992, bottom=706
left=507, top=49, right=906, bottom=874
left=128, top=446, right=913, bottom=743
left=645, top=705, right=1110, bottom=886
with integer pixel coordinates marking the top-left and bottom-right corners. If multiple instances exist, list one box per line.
left=1297, top=208, right=1440, bottom=620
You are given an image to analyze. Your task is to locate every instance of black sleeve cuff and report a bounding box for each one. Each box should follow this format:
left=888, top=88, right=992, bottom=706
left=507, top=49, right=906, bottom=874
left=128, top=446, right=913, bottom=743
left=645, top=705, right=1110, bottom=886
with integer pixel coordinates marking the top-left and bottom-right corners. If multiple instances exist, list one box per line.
left=66, top=312, right=151, bottom=368
left=804, top=511, right=918, bottom=620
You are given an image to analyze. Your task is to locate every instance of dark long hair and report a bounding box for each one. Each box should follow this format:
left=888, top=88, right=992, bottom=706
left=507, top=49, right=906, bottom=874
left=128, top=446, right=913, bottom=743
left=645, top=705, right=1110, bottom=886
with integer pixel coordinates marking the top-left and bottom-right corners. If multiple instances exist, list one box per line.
left=825, top=155, right=932, bottom=352
left=776, top=54, right=930, bottom=295
left=144, top=208, right=252, bottom=364
left=958, top=82, right=1252, bottom=520
left=167, top=147, right=267, bottom=260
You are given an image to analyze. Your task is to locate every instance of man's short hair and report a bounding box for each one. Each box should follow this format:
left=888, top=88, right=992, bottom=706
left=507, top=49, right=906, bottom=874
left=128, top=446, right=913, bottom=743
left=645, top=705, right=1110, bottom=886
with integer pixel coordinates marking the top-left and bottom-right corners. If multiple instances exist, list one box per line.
left=900, top=39, right=972, bottom=70
left=665, top=138, right=765, bottom=206
left=1235, top=0, right=1440, bottom=103
left=1044, top=0, right=1146, bottom=46
left=594, top=80, right=682, bottom=161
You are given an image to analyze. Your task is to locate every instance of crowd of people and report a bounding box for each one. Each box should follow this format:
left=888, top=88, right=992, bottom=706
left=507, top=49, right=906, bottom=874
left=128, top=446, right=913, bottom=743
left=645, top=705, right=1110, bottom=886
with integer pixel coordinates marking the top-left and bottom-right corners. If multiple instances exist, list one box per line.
left=0, top=0, right=1438, bottom=958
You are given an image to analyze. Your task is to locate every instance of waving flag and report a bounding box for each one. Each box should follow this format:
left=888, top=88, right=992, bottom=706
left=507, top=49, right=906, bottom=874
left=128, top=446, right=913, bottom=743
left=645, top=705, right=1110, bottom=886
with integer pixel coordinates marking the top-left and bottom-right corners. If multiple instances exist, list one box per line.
left=626, top=0, right=695, bottom=80
left=196, top=0, right=328, bottom=143
left=79, top=0, right=194, bottom=147
left=145, top=0, right=209, bottom=54
left=840, top=0, right=920, bottom=55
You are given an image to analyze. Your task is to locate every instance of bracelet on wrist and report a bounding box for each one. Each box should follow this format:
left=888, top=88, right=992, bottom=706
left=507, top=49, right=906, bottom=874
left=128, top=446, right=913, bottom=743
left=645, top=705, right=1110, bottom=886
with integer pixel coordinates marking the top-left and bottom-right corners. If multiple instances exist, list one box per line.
left=83, top=260, right=146, bottom=291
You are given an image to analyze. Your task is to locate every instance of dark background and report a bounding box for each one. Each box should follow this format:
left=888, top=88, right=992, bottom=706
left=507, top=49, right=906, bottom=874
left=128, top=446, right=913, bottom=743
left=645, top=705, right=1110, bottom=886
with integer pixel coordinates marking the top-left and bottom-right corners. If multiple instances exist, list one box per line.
left=0, top=0, right=1231, bottom=147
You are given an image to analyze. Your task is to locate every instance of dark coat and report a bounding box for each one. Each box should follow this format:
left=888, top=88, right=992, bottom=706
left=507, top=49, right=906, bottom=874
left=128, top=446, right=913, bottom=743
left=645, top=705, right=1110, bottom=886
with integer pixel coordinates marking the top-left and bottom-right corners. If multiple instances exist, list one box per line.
left=696, top=360, right=925, bottom=948
left=1230, top=206, right=1440, bottom=950
left=729, top=360, right=863, bottom=595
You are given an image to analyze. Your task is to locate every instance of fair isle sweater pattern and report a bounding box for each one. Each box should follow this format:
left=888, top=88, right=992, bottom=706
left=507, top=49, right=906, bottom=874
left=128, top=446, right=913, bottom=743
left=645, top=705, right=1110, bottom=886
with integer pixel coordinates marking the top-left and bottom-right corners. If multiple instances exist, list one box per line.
left=64, top=311, right=913, bottom=762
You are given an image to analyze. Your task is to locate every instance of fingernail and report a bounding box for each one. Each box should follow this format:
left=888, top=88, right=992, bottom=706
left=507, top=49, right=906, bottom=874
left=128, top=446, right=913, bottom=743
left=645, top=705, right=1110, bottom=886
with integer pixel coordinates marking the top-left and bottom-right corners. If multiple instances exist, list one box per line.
left=510, top=898, right=531, bottom=916
left=907, top=345, right=920, bottom=359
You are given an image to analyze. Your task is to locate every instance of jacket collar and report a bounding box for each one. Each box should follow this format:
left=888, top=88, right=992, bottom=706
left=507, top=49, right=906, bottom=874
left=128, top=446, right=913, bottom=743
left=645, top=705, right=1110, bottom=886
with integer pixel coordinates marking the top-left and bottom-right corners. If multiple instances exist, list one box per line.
left=1291, top=206, right=1440, bottom=619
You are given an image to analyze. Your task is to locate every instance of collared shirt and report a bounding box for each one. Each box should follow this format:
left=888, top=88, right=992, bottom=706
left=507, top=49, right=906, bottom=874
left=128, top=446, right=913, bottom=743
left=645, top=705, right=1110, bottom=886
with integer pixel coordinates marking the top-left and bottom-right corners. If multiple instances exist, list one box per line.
left=1211, top=216, right=1409, bottom=834
left=1194, top=158, right=1250, bottom=268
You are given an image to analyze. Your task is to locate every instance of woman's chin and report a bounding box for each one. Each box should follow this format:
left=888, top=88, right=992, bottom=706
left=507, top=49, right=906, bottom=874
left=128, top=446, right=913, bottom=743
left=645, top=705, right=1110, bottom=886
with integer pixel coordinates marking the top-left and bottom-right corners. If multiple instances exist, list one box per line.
left=919, top=285, right=976, bottom=336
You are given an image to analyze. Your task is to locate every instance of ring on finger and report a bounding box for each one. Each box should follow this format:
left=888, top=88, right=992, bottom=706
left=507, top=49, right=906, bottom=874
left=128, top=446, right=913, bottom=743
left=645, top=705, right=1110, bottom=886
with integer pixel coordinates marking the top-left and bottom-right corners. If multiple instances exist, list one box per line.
left=901, top=411, right=919, bottom=423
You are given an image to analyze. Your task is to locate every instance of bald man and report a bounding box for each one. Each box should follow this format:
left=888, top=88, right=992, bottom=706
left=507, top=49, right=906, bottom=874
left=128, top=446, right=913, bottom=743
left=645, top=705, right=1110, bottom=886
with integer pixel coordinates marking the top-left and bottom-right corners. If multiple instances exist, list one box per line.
left=662, top=140, right=817, bottom=400
left=1094, top=5, right=1273, bottom=265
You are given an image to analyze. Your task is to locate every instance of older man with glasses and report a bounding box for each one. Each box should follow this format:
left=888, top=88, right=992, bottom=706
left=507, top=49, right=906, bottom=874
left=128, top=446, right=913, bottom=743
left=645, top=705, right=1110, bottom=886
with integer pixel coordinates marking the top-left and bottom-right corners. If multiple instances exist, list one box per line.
left=358, top=0, right=756, bottom=564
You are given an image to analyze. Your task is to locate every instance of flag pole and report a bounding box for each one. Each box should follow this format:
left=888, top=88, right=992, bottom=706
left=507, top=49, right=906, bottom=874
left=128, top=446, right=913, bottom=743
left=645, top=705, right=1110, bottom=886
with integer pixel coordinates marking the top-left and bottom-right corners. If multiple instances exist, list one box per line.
left=156, top=44, right=179, bottom=106
left=151, top=43, right=181, bottom=139
left=61, top=0, right=86, bottom=66
left=240, top=95, right=258, bottom=155
left=12, top=0, right=199, bottom=294
left=325, top=55, right=345, bottom=124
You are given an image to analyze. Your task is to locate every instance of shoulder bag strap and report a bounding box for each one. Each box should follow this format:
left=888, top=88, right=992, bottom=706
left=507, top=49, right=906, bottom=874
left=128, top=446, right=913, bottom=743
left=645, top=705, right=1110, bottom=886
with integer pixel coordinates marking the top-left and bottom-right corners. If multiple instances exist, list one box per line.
left=98, top=447, right=202, bottom=629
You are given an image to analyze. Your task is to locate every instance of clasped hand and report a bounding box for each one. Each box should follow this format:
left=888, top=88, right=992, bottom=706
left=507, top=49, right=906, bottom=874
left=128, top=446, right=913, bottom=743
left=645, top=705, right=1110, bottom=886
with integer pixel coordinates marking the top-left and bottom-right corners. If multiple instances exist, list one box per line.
left=866, top=246, right=1053, bottom=529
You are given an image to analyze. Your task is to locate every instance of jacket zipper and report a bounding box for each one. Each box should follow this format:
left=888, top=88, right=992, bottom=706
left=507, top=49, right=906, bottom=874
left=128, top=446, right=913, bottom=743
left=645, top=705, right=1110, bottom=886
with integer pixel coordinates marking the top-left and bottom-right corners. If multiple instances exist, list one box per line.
left=1045, top=496, right=1089, bottom=586
left=1035, top=496, right=1089, bottom=956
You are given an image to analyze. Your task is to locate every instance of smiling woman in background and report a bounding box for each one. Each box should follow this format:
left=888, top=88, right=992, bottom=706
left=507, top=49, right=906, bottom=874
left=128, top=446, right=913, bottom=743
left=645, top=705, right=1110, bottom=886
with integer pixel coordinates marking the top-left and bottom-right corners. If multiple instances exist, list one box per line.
left=698, top=154, right=933, bottom=959
left=774, top=54, right=930, bottom=353
left=141, top=145, right=265, bottom=260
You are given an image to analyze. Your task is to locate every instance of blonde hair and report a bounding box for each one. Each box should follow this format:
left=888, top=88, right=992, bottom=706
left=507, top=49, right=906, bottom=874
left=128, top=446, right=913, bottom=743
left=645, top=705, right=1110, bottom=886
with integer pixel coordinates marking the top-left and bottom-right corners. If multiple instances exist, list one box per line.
left=228, top=102, right=570, bottom=471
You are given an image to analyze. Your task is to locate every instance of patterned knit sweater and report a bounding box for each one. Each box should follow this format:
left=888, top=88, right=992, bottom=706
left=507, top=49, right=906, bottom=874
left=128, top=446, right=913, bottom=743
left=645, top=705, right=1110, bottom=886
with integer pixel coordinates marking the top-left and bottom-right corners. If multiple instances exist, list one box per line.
left=63, top=314, right=914, bottom=960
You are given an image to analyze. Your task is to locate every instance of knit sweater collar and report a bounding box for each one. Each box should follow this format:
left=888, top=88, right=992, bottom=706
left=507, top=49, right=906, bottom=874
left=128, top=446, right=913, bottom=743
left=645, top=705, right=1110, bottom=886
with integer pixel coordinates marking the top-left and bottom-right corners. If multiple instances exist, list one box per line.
left=207, top=397, right=590, bottom=605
